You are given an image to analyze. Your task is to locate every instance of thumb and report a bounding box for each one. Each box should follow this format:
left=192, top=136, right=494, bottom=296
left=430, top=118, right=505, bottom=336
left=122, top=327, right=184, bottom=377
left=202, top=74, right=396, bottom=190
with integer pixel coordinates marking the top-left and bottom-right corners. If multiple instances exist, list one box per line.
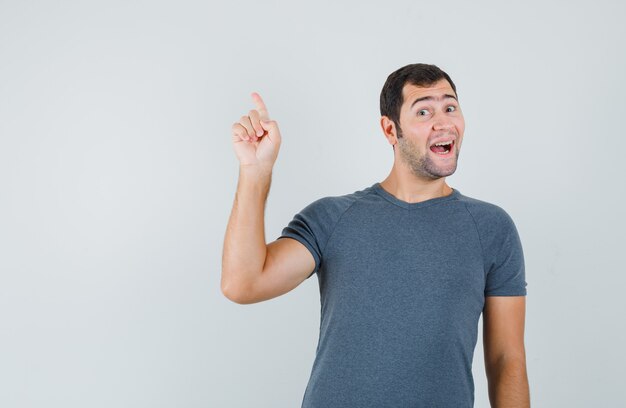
left=260, top=119, right=281, bottom=141
left=260, top=119, right=276, bottom=131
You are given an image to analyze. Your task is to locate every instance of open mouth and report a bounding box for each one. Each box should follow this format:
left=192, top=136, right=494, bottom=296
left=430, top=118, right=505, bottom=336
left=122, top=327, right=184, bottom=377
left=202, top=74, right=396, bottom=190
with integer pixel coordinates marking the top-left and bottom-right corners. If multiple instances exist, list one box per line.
left=429, top=140, right=455, bottom=155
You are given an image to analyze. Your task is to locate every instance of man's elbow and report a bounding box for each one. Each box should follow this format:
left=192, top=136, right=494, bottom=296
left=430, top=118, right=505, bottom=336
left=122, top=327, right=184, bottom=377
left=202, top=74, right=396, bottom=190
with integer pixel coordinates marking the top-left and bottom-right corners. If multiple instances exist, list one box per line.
left=485, top=353, right=528, bottom=381
left=221, top=276, right=255, bottom=305
left=485, top=350, right=527, bottom=371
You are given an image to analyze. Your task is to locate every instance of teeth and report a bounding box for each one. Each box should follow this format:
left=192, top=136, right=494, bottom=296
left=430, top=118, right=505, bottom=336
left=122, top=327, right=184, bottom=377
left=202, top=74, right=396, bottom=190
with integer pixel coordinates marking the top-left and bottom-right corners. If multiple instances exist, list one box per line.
left=434, top=140, right=453, bottom=146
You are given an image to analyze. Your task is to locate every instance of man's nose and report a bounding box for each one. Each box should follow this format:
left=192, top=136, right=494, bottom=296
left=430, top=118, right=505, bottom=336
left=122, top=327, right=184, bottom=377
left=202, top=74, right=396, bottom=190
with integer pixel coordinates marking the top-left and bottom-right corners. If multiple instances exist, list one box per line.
left=433, top=121, right=454, bottom=131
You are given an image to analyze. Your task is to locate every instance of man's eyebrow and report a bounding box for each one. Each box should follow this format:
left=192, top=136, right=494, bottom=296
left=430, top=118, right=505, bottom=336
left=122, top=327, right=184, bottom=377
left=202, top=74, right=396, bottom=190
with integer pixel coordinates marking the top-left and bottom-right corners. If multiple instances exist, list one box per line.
left=410, top=94, right=458, bottom=109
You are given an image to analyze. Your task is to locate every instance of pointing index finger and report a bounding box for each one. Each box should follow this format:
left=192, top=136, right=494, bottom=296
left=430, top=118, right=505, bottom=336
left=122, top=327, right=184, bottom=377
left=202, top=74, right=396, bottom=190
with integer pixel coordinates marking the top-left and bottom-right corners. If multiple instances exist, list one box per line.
left=251, top=92, right=270, bottom=120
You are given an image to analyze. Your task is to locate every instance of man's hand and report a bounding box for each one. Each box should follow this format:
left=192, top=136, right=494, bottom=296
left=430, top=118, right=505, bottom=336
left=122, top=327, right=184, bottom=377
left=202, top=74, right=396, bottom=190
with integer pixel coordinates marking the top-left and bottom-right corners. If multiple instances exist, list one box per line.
left=231, top=92, right=282, bottom=170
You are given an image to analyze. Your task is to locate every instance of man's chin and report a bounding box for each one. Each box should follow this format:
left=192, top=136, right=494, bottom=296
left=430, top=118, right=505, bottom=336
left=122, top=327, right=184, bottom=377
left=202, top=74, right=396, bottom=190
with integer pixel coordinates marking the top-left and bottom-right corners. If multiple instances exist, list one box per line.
left=412, top=169, right=456, bottom=180
left=423, top=162, right=458, bottom=179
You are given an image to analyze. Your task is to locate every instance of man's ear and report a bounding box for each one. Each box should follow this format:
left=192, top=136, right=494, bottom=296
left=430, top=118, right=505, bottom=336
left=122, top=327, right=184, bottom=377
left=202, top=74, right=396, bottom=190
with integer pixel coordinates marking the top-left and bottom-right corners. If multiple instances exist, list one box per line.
left=380, top=116, right=397, bottom=146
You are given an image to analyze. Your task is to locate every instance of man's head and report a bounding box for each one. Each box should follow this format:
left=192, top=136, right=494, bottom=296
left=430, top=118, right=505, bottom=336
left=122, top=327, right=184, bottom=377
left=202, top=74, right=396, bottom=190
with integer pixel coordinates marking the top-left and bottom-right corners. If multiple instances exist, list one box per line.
left=379, top=63, right=465, bottom=180
left=380, top=63, right=458, bottom=129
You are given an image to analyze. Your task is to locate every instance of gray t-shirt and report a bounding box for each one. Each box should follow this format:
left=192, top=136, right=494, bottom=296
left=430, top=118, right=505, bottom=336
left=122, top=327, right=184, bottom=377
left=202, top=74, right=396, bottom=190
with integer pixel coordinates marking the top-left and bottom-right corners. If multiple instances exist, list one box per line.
left=278, top=182, right=527, bottom=408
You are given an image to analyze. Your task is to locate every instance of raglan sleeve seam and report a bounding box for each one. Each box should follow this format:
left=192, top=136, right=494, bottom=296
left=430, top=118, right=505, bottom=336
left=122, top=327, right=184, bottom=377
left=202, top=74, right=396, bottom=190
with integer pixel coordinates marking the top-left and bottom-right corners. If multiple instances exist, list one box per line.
left=277, top=194, right=365, bottom=279
left=320, top=193, right=370, bottom=258
left=462, top=202, right=488, bottom=278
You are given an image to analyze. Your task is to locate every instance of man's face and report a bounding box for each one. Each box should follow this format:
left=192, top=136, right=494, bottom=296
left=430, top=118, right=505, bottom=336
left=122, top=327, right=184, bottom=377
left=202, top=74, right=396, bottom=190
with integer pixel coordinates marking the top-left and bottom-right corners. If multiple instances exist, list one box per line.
left=394, top=79, right=465, bottom=180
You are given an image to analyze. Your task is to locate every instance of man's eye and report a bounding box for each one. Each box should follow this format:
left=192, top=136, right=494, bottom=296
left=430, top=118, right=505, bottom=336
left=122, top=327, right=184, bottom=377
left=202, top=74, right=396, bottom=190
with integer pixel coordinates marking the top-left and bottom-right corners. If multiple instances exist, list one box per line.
left=446, top=105, right=457, bottom=112
left=417, top=109, right=430, bottom=116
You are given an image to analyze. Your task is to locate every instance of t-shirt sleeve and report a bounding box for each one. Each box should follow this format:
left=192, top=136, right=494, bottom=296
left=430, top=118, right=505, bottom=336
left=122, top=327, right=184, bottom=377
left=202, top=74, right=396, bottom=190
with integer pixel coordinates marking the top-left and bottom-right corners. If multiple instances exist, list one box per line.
left=277, top=197, right=337, bottom=279
left=484, top=209, right=527, bottom=297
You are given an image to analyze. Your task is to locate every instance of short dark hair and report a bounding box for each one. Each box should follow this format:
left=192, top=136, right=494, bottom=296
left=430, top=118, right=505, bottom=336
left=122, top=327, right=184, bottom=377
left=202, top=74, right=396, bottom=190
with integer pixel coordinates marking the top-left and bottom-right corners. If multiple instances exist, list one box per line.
left=379, top=63, right=457, bottom=134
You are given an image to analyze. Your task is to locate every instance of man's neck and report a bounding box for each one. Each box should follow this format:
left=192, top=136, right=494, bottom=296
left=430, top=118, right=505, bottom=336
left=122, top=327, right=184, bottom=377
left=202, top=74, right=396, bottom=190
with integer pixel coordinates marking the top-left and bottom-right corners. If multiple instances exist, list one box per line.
left=379, top=173, right=452, bottom=204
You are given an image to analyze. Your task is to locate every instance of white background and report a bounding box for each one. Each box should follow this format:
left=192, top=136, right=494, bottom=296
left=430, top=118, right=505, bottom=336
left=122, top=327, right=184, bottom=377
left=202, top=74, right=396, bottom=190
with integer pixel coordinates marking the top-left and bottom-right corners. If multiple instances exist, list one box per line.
left=1, top=0, right=625, bottom=406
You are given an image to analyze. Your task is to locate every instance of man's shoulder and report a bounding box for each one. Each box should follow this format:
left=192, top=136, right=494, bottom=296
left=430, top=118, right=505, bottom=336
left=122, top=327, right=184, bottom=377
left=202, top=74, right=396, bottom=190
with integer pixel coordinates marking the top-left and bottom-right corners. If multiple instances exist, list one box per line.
left=455, top=191, right=516, bottom=228
left=302, top=184, right=376, bottom=218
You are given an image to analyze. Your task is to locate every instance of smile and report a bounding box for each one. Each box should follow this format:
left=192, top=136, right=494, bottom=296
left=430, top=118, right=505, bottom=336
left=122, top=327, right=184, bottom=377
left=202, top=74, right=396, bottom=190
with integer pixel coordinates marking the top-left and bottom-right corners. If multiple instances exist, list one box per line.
left=429, top=140, right=455, bottom=156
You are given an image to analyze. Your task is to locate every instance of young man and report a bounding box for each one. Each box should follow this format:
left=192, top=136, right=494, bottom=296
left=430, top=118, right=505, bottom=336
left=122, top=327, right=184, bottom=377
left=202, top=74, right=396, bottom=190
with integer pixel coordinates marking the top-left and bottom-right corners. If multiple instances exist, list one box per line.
left=222, top=63, right=530, bottom=407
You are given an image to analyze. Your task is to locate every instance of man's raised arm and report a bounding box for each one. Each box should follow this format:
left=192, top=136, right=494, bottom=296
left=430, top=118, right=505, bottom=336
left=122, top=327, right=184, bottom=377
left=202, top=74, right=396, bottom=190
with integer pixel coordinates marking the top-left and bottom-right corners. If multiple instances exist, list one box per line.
left=221, top=93, right=315, bottom=304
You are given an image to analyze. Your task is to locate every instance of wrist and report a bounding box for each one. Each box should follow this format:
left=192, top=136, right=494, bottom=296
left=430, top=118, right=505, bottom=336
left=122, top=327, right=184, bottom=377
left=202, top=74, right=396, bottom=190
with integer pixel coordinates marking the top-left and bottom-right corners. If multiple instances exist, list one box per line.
left=239, top=162, right=273, bottom=175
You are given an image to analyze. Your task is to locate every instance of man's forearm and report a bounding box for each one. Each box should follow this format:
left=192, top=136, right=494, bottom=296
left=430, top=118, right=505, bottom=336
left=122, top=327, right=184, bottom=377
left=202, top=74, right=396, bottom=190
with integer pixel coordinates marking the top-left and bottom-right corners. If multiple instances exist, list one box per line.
left=486, top=357, right=530, bottom=408
left=221, top=165, right=272, bottom=300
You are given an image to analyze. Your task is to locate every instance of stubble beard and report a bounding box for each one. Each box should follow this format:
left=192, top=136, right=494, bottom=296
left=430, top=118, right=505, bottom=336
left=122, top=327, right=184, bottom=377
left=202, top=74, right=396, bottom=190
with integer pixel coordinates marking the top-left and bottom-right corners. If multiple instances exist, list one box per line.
left=396, top=127, right=460, bottom=180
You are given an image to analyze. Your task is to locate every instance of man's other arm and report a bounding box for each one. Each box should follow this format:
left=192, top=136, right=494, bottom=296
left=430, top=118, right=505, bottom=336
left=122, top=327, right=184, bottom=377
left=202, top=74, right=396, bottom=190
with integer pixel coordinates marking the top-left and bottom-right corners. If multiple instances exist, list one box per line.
left=483, top=296, right=530, bottom=407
